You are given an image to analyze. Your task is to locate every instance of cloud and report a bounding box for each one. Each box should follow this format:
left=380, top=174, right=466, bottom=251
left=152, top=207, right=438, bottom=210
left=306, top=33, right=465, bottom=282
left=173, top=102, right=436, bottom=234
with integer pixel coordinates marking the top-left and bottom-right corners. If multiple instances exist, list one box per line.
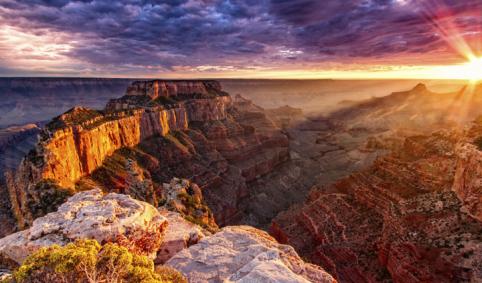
left=0, top=0, right=480, bottom=76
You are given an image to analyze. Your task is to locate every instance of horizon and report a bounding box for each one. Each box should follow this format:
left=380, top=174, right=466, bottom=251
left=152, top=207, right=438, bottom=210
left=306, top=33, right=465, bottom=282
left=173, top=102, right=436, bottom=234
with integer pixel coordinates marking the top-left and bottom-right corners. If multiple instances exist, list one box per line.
left=0, top=76, right=478, bottom=82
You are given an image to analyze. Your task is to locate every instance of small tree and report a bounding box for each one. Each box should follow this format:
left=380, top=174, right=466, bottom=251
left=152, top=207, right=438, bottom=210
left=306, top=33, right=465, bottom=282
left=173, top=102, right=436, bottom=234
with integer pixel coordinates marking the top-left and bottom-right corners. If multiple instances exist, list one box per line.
left=13, top=239, right=186, bottom=283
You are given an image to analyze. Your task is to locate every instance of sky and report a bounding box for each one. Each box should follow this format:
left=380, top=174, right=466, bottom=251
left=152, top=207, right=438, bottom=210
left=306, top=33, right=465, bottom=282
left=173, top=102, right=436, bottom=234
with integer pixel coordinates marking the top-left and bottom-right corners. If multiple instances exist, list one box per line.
left=0, top=0, right=481, bottom=79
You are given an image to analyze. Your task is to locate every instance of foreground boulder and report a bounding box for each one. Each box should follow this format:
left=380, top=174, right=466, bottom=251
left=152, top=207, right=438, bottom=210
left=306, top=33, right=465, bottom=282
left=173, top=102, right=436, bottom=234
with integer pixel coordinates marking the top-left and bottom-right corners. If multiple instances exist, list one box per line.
left=0, top=189, right=167, bottom=265
left=166, top=225, right=336, bottom=283
left=155, top=210, right=207, bottom=264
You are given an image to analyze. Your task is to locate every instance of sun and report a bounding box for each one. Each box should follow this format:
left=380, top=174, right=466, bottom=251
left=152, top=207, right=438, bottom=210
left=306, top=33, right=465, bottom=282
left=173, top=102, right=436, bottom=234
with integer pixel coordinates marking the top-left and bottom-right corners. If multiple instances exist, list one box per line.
left=463, top=57, right=482, bottom=82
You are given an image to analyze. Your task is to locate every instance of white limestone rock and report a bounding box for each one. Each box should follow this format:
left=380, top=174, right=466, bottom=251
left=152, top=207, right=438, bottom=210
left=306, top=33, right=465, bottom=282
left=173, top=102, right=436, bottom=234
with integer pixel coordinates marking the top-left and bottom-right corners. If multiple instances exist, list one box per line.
left=166, top=225, right=336, bottom=283
left=0, top=189, right=167, bottom=265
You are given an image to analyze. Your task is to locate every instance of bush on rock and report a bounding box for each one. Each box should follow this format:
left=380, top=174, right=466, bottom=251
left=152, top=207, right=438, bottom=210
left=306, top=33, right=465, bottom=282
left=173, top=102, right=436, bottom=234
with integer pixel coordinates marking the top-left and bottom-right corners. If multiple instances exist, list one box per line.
left=13, top=239, right=185, bottom=283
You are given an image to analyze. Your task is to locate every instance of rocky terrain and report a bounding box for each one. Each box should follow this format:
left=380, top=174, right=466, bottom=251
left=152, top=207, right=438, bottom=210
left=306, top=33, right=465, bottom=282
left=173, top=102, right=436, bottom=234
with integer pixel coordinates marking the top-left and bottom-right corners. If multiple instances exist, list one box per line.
left=0, top=186, right=334, bottom=283
left=0, top=124, right=41, bottom=237
left=166, top=225, right=335, bottom=283
left=0, top=79, right=481, bottom=282
left=235, top=83, right=478, bottom=228
left=271, top=99, right=482, bottom=282
left=5, top=80, right=290, bottom=232
left=0, top=189, right=168, bottom=266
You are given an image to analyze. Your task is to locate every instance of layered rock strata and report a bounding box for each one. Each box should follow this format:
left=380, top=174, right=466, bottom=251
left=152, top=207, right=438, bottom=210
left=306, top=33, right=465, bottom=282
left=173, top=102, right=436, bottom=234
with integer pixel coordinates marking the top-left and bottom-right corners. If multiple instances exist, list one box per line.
left=76, top=94, right=289, bottom=227
left=272, top=120, right=482, bottom=282
left=7, top=80, right=289, bottom=230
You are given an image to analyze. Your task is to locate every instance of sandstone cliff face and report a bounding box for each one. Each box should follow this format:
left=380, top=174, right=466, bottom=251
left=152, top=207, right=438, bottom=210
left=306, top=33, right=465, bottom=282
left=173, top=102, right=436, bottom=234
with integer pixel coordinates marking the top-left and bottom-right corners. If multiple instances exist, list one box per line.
left=0, top=124, right=41, bottom=237
left=8, top=81, right=289, bottom=231
left=74, top=95, right=289, bottom=227
left=272, top=121, right=482, bottom=283
left=8, top=105, right=189, bottom=228
left=40, top=107, right=188, bottom=187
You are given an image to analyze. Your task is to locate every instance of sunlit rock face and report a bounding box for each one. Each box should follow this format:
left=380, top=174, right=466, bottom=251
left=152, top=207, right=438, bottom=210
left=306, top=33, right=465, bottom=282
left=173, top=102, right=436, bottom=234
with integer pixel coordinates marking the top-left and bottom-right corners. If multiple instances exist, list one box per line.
left=166, top=225, right=336, bottom=283
left=7, top=80, right=290, bottom=230
left=271, top=119, right=482, bottom=283
left=0, top=189, right=167, bottom=265
left=73, top=95, right=289, bottom=227
left=40, top=106, right=189, bottom=188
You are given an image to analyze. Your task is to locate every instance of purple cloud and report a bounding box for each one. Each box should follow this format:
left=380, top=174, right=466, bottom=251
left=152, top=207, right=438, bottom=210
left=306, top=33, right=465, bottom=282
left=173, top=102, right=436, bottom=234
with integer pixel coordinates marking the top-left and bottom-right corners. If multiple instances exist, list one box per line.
left=0, top=0, right=480, bottom=76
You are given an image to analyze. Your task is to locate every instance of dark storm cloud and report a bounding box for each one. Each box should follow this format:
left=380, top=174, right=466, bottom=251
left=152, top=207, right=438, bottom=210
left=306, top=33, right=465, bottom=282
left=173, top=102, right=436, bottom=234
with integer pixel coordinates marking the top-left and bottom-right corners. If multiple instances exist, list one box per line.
left=0, top=0, right=480, bottom=74
left=270, top=0, right=481, bottom=59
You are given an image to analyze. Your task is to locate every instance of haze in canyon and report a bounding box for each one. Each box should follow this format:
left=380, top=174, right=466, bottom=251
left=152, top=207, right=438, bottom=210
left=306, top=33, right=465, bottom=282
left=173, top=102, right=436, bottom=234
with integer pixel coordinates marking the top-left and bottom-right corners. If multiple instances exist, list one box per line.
left=0, top=0, right=481, bottom=283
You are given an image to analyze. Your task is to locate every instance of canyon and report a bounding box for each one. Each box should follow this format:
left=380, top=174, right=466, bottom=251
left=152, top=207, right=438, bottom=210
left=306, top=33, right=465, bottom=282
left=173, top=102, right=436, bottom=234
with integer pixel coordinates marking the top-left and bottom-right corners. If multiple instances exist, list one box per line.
left=4, top=80, right=291, bottom=231
left=0, top=79, right=481, bottom=282
left=271, top=85, right=482, bottom=282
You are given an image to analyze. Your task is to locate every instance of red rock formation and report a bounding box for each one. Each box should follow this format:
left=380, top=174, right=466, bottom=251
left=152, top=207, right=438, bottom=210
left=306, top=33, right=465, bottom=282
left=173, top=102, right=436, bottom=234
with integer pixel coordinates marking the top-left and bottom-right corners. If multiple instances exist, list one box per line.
left=8, top=81, right=290, bottom=230
left=77, top=96, right=289, bottom=227
left=272, top=120, right=482, bottom=283
left=452, top=120, right=482, bottom=221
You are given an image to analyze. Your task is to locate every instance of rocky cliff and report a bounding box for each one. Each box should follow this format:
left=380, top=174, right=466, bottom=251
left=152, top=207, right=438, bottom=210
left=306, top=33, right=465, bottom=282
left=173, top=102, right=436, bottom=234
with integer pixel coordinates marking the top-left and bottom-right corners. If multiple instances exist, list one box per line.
left=271, top=119, right=482, bottom=282
left=0, top=188, right=335, bottom=283
left=7, top=80, right=289, bottom=230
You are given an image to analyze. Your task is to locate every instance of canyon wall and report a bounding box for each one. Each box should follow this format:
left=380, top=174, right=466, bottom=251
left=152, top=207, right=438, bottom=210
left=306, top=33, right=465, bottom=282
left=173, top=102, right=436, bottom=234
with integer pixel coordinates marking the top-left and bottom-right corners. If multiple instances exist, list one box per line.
left=7, top=80, right=237, bottom=228
left=7, top=80, right=289, bottom=230
left=271, top=120, right=482, bottom=282
left=39, top=107, right=188, bottom=188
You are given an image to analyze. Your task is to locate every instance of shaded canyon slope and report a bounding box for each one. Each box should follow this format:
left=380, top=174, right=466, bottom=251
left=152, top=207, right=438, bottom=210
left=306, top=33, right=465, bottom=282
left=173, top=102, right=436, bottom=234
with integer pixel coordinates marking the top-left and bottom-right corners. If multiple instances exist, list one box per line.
left=271, top=84, right=482, bottom=282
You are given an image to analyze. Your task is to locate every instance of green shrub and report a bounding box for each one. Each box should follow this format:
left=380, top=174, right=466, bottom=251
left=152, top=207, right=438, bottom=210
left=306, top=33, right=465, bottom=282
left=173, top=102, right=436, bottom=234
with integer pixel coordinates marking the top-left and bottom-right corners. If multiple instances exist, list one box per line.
left=13, top=239, right=185, bottom=283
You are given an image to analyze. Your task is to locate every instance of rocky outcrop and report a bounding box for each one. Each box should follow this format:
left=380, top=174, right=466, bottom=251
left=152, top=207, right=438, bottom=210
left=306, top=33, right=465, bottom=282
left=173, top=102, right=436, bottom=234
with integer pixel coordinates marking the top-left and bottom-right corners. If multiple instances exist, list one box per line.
left=0, top=189, right=167, bottom=266
left=7, top=80, right=240, bottom=228
left=0, top=189, right=334, bottom=283
left=162, top=178, right=218, bottom=232
left=166, top=225, right=336, bottom=283
left=155, top=210, right=206, bottom=264
left=272, top=120, right=482, bottom=283
left=452, top=141, right=482, bottom=221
